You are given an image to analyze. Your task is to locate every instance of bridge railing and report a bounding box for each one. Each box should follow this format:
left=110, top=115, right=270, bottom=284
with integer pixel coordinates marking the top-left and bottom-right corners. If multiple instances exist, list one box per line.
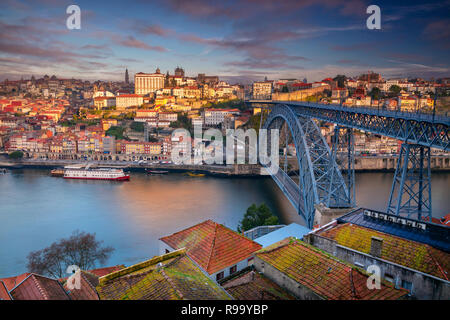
left=249, top=100, right=450, bottom=124
left=286, top=101, right=449, bottom=124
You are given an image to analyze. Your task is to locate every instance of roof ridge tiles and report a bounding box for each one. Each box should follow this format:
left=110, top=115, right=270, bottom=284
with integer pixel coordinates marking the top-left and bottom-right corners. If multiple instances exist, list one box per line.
left=31, top=275, right=46, bottom=299
left=205, top=223, right=218, bottom=273
left=160, top=219, right=215, bottom=241
left=427, top=247, right=449, bottom=281
left=158, top=268, right=184, bottom=300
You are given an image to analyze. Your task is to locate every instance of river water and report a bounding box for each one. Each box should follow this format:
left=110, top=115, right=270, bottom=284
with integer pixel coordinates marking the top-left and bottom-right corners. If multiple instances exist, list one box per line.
left=0, top=169, right=448, bottom=278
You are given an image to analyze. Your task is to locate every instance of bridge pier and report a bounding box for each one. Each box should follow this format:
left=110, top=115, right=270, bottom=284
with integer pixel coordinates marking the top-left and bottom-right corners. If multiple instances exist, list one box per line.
left=314, top=203, right=355, bottom=228
left=387, top=143, right=432, bottom=221
left=330, top=126, right=355, bottom=207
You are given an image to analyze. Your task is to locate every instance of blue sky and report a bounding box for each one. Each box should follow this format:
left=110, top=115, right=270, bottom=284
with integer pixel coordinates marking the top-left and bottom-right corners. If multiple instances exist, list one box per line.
left=1, top=0, right=449, bottom=83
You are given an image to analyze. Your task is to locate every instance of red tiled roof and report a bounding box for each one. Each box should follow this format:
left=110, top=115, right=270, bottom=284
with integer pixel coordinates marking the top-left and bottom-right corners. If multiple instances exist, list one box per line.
left=64, top=271, right=100, bottom=300
left=0, top=281, right=12, bottom=300
left=160, top=220, right=262, bottom=274
left=256, top=238, right=408, bottom=300
left=10, top=274, right=70, bottom=300
left=221, top=269, right=295, bottom=300
left=88, top=265, right=124, bottom=277
left=0, top=272, right=30, bottom=291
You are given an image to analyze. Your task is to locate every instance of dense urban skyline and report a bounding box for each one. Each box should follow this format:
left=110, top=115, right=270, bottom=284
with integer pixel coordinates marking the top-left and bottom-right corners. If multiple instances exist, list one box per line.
left=1, top=0, right=449, bottom=83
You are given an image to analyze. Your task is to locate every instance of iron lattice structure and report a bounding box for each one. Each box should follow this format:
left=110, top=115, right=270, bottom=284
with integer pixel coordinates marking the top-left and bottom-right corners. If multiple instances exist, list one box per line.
left=252, top=100, right=450, bottom=150
left=330, top=126, right=356, bottom=207
left=262, top=104, right=352, bottom=228
left=249, top=101, right=450, bottom=226
left=387, top=144, right=432, bottom=220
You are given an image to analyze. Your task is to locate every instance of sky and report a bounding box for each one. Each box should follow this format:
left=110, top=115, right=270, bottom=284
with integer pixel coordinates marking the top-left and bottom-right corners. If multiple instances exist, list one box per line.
left=0, top=0, right=449, bottom=83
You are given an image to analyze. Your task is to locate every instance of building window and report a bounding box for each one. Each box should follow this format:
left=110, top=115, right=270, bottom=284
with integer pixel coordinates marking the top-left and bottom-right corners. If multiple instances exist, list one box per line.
left=216, top=271, right=224, bottom=281
left=165, top=249, right=170, bottom=254
left=229, top=265, right=237, bottom=275
left=247, top=257, right=254, bottom=266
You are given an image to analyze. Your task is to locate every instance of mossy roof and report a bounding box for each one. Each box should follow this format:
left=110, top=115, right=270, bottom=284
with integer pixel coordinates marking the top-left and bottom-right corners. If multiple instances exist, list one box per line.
left=319, top=223, right=450, bottom=280
left=255, top=238, right=408, bottom=300
left=96, top=249, right=231, bottom=300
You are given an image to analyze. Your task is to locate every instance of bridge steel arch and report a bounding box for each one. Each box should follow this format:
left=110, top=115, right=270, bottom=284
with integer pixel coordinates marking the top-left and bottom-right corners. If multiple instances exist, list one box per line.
left=262, top=104, right=351, bottom=228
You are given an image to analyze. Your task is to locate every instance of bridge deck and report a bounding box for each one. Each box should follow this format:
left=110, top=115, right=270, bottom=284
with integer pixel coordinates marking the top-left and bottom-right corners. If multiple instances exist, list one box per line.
left=247, top=100, right=450, bottom=150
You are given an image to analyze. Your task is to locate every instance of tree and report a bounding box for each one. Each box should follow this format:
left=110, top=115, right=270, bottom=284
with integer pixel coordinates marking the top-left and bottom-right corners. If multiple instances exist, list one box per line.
left=130, top=121, right=144, bottom=132
left=27, top=230, right=114, bottom=278
left=8, top=151, right=23, bottom=159
left=370, top=87, right=381, bottom=100
left=333, top=75, right=347, bottom=88
left=237, top=203, right=279, bottom=233
left=106, top=126, right=125, bottom=139
left=389, top=85, right=401, bottom=96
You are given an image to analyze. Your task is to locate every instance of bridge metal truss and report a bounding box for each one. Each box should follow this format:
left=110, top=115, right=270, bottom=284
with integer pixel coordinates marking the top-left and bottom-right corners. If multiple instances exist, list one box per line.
left=387, top=144, right=432, bottom=221
left=330, top=126, right=356, bottom=207
left=262, top=104, right=352, bottom=228
left=254, top=101, right=449, bottom=151
left=250, top=101, right=450, bottom=224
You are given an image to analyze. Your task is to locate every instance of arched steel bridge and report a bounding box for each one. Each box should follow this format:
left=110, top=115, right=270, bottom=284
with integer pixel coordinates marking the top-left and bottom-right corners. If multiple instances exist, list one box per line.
left=246, top=100, right=450, bottom=229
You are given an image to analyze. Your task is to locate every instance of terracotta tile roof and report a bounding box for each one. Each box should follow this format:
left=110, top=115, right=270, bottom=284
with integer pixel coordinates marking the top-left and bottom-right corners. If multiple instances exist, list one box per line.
left=0, top=273, right=31, bottom=291
left=0, top=281, right=12, bottom=300
left=96, top=249, right=231, bottom=300
left=160, top=220, right=262, bottom=274
left=256, top=238, right=408, bottom=300
left=64, top=271, right=100, bottom=300
left=9, top=274, right=70, bottom=300
left=88, top=265, right=125, bottom=277
left=221, top=268, right=296, bottom=300
left=318, top=223, right=450, bottom=280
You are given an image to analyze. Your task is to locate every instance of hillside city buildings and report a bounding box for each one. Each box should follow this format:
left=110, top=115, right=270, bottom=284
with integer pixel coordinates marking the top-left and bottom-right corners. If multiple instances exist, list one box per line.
left=0, top=70, right=448, bottom=163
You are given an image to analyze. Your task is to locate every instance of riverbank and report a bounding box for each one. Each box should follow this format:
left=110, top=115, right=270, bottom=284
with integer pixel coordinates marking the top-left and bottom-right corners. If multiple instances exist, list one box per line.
left=0, top=154, right=449, bottom=174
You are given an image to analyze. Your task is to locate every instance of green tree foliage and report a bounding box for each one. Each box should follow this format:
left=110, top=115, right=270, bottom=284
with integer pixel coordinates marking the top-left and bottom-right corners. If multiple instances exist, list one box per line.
left=389, top=85, right=401, bottom=96
left=370, top=87, right=381, bottom=100
left=237, top=203, right=279, bottom=233
left=130, top=121, right=145, bottom=132
left=106, top=126, right=125, bottom=139
left=203, top=99, right=248, bottom=112
left=8, top=150, right=23, bottom=159
left=333, top=75, right=347, bottom=88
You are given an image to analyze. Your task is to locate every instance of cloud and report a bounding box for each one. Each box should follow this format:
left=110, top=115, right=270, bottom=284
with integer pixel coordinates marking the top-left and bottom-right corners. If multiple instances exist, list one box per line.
left=134, top=23, right=173, bottom=37
left=422, top=19, right=450, bottom=45
left=113, top=35, right=167, bottom=52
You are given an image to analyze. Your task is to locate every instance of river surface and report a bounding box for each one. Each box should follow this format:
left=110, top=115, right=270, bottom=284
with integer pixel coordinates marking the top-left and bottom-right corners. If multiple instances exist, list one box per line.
left=0, top=169, right=448, bottom=278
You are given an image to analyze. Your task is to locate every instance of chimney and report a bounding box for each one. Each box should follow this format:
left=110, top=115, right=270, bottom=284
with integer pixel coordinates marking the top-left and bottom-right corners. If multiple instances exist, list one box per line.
left=370, top=236, right=383, bottom=257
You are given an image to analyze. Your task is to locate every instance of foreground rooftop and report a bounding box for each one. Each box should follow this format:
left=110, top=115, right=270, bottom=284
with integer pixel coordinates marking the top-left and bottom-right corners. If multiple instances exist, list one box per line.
left=255, top=237, right=408, bottom=300
left=160, top=220, right=262, bottom=275
left=96, top=249, right=232, bottom=300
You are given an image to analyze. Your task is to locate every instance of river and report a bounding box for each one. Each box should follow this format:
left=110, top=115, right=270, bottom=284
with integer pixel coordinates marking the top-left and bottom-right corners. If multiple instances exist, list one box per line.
left=0, top=169, right=448, bottom=278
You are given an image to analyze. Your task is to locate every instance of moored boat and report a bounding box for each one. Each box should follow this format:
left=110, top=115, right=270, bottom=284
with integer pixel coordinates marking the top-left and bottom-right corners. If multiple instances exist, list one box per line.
left=187, top=172, right=205, bottom=177
left=51, top=168, right=65, bottom=177
left=64, top=167, right=130, bottom=181
left=146, top=169, right=169, bottom=174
